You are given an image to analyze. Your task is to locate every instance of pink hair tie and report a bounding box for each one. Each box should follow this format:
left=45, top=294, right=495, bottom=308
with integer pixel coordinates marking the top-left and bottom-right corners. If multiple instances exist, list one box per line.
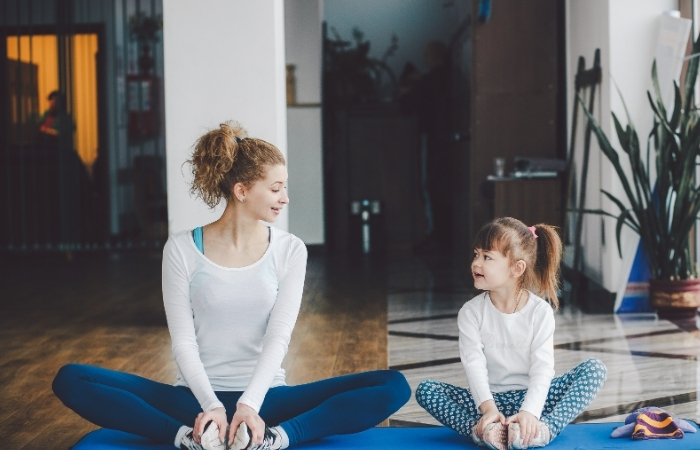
left=527, top=226, right=538, bottom=239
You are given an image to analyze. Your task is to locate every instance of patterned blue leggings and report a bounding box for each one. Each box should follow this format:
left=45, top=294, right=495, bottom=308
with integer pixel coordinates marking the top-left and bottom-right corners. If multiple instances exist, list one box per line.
left=416, top=358, right=607, bottom=441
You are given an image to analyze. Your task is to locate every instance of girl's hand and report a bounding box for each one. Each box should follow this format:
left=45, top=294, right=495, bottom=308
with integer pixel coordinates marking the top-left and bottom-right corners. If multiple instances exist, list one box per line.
left=228, top=403, right=266, bottom=446
left=475, top=400, right=505, bottom=437
left=505, top=410, right=540, bottom=447
left=193, top=407, right=228, bottom=444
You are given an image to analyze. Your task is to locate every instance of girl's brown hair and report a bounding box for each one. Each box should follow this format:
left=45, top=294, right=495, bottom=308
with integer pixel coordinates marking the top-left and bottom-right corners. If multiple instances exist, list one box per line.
left=187, top=121, right=285, bottom=208
left=473, top=217, right=563, bottom=309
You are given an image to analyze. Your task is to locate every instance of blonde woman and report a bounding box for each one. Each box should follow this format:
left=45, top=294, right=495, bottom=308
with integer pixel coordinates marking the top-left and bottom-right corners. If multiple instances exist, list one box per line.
left=53, top=122, right=411, bottom=450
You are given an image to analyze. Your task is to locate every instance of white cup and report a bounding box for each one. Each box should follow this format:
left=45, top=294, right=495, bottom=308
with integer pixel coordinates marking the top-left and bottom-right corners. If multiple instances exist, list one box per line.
left=494, top=157, right=505, bottom=177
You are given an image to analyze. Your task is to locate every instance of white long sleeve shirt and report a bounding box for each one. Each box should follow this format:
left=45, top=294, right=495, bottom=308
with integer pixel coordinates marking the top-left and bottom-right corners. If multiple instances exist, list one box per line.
left=161, top=227, right=307, bottom=413
left=458, top=291, right=555, bottom=418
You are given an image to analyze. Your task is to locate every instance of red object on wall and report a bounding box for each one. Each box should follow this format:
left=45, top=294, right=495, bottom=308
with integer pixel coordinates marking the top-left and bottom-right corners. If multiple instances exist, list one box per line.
left=127, top=75, right=159, bottom=138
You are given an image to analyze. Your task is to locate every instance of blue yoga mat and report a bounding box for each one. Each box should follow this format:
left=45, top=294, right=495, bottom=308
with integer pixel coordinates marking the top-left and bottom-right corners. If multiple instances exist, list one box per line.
left=73, top=424, right=700, bottom=449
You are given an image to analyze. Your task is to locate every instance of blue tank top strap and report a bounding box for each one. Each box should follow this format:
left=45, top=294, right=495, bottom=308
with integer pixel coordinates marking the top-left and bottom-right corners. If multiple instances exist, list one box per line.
left=193, top=226, right=204, bottom=254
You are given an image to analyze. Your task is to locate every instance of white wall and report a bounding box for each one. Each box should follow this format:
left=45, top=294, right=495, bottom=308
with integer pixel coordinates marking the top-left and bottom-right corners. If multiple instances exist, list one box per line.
left=285, top=0, right=325, bottom=245
left=285, top=0, right=323, bottom=104
left=287, top=108, right=324, bottom=244
left=163, top=0, right=287, bottom=233
left=566, top=0, right=680, bottom=293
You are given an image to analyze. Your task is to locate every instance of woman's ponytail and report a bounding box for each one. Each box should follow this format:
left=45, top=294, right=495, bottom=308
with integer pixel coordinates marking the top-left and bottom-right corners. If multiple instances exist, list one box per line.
left=187, top=121, right=254, bottom=208
left=532, top=223, right=563, bottom=309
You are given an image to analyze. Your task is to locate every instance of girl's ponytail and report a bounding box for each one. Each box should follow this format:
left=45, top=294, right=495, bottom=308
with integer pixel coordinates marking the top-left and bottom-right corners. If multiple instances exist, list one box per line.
left=533, top=223, right=563, bottom=309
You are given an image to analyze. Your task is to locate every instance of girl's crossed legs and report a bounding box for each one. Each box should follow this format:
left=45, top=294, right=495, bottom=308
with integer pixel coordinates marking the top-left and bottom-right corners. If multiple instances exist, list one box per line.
left=52, top=364, right=410, bottom=447
left=415, top=358, right=607, bottom=442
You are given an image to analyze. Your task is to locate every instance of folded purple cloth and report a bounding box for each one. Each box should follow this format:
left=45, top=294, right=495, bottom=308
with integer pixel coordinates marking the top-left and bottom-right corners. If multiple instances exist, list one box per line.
left=610, top=407, right=697, bottom=439
left=631, top=411, right=683, bottom=440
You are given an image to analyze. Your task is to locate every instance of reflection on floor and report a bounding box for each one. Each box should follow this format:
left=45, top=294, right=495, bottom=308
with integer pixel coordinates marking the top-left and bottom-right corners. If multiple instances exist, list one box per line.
left=387, top=254, right=700, bottom=426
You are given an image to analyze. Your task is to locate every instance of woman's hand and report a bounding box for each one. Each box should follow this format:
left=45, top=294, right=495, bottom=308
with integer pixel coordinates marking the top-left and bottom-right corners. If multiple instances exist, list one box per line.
left=505, top=410, right=540, bottom=447
left=227, top=403, right=266, bottom=446
left=475, top=400, right=505, bottom=437
left=193, top=407, right=228, bottom=445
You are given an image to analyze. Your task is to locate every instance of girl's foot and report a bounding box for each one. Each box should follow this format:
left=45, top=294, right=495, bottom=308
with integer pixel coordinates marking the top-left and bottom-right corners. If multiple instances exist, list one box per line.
left=507, top=422, right=551, bottom=449
left=473, top=423, right=507, bottom=450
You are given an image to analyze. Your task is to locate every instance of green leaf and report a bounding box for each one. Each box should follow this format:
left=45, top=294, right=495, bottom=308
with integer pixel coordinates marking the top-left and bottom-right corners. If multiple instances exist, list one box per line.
left=612, top=113, right=630, bottom=154
left=601, top=189, right=626, bottom=212
left=683, top=34, right=700, bottom=121
left=648, top=91, right=676, bottom=136
left=670, top=81, right=682, bottom=130
left=651, top=60, right=667, bottom=120
left=579, top=95, right=642, bottom=216
left=615, top=210, right=635, bottom=258
left=601, top=189, right=640, bottom=229
left=613, top=77, right=635, bottom=130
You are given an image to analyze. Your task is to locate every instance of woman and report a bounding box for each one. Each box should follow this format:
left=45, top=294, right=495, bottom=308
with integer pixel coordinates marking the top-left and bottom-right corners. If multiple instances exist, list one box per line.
left=52, top=122, right=411, bottom=450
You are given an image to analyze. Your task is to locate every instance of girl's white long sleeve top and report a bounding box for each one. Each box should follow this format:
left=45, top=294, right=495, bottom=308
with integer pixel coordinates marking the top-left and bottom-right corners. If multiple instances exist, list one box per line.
left=458, top=291, right=555, bottom=418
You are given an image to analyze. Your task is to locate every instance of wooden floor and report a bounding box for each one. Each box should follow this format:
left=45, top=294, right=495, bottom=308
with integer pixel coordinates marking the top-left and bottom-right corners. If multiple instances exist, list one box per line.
left=0, top=251, right=388, bottom=450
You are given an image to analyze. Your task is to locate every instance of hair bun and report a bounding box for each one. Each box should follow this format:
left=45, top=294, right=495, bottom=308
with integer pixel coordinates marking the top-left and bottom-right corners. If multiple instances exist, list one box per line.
left=188, top=122, right=248, bottom=207
left=187, top=121, right=284, bottom=209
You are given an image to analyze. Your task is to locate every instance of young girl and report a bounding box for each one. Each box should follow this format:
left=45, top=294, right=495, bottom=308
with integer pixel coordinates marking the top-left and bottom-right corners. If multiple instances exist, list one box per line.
left=416, top=217, right=607, bottom=450
left=52, top=122, right=410, bottom=450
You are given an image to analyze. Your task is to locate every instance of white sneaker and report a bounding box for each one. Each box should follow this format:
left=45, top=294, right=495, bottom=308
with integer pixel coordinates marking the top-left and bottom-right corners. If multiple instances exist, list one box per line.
left=179, top=429, right=204, bottom=450
left=507, top=422, right=551, bottom=449
left=483, top=423, right=508, bottom=450
left=200, top=422, right=227, bottom=450
left=230, top=423, right=282, bottom=450
left=472, top=423, right=507, bottom=450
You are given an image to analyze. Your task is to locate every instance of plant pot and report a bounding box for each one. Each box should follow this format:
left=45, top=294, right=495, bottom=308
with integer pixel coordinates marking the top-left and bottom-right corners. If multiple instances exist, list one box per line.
left=649, top=279, right=700, bottom=320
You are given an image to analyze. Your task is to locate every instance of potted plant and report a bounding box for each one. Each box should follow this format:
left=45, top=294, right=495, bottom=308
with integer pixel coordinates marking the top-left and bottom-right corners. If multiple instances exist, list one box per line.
left=323, top=27, right=399, bottom=105
left=580, top=36, right=700, bottom=319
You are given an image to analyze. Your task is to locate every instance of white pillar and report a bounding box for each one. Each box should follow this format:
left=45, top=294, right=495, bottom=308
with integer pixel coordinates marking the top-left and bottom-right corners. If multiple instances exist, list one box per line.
left=163, top=0, right=287, bottom=233
left=285, top=0, right=325, bottom=244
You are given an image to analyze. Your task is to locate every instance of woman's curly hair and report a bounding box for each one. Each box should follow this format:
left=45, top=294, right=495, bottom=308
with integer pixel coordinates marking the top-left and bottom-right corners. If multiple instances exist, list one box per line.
left=187, top=121, right=285, bottom=208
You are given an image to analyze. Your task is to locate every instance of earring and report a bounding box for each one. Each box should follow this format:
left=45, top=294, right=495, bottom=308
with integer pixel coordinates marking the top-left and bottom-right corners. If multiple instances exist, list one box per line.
left=241, top=198, right=246, bottom=203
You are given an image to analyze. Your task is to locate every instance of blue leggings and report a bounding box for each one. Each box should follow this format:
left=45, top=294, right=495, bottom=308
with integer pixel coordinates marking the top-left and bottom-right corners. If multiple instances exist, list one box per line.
left=416, top=358, right=607, bottom=441
left=52, top=364, right=410, bottom=447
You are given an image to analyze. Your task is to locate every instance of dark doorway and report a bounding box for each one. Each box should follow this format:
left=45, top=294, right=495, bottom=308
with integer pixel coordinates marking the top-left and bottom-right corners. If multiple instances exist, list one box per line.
left=322, top=0, right=566, bottom=265
left=322, top=0, right=472, bottom=257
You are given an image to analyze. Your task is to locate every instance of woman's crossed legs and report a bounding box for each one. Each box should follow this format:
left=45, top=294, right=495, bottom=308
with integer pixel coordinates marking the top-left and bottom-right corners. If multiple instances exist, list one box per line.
left=52, top=364, right=410, bottom=447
